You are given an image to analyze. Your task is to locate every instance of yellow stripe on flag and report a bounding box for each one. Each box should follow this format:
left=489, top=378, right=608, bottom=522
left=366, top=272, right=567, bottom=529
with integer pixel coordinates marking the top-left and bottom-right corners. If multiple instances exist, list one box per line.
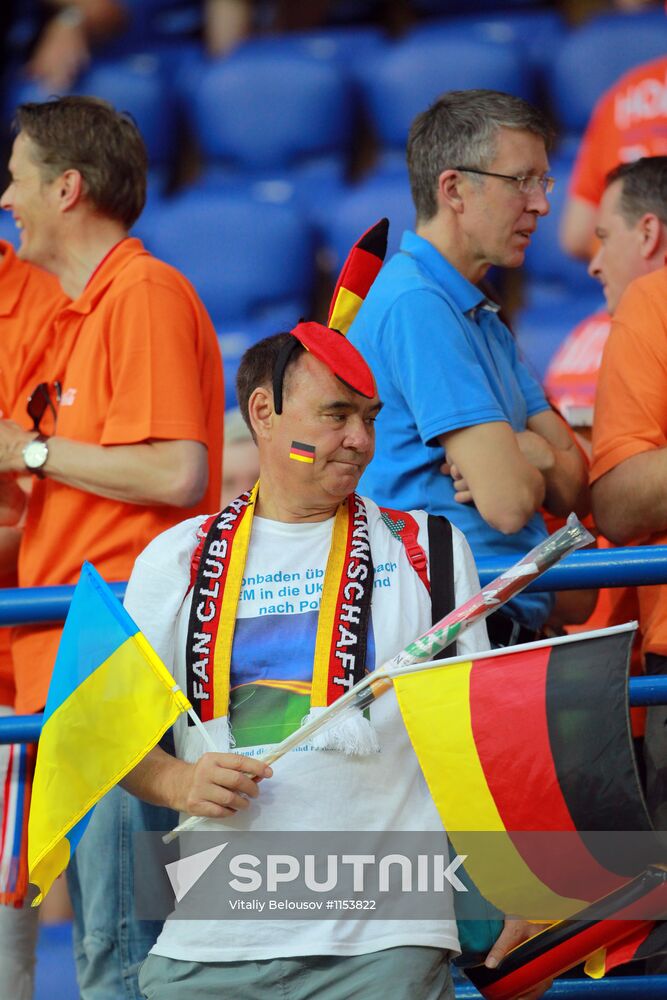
left=289, top=452, right=315, bottom=464
left=29, top=633, right=186, bottom=903
left=394, top=661, right=585, bottom=919
left=329, top=287, right=363, bottom=337
left=584, top=948, right=608, bottom=979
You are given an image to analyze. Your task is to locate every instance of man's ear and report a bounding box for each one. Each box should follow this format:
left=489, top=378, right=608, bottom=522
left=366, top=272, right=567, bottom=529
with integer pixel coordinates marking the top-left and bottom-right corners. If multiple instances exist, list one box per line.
left=247, top=386, right=274, bottom=441
left=57, top=169, right=84, bottom=213
left=638, top=212, right=662, bottom=261
left=437, top=169, right=466, bottom=214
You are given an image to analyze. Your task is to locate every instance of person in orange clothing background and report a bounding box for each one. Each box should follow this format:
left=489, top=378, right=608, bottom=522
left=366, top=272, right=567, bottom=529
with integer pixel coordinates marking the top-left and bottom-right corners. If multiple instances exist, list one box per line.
left=592, top=265, right=667, bottom=832
left=586, top=157, right=667, bottom=834
left=0, top=96, right=224, bottom=999
left=561, top=54, right=667, bottom=260
left=545, top=158, right=667, bottom=767
left=0, top=238, right=65, bottom=1000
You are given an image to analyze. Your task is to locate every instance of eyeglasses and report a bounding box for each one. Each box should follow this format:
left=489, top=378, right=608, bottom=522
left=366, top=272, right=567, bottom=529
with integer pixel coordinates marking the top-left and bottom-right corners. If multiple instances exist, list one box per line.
left=454, top=167, right=555, bottom=195
left=27, top=380, right=61, bottom=434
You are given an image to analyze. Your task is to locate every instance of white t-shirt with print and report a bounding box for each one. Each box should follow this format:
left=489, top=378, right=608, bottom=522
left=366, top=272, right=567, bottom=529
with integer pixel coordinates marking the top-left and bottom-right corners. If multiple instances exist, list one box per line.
left=124, top=497, right=489, bottom=964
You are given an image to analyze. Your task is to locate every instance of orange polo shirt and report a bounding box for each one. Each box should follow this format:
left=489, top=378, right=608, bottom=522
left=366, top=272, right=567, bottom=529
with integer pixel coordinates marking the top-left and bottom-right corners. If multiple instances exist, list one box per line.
left=591, top=267, right=667, bottom=657
left=12, top=238, right=224, bottom=712
left=0, top=240, right=67, bottom=420
left=570, top=56, right=667, bottom=208
left=0, top=243, right=66, bottom=707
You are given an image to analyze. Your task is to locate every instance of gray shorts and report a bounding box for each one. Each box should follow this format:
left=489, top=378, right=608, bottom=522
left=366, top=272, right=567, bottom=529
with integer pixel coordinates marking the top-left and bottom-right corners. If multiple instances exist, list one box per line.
left=139, top=946, right=454, bottom=1000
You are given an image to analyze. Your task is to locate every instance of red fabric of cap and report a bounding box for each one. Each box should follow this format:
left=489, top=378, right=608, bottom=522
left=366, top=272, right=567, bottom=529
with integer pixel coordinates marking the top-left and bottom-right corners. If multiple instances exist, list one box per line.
left=291, top=321, right=376, bottom=399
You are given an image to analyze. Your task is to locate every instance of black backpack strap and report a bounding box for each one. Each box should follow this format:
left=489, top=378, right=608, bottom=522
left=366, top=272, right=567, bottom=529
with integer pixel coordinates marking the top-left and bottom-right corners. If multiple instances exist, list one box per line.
left=427, top=515, right=457, bottom=659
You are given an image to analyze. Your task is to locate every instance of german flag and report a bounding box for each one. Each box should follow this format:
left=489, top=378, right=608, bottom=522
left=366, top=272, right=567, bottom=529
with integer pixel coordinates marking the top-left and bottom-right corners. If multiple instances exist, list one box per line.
left=289, top=441, right=315, bottom=464
left=328, top=218, right=388, bottom=335
left=465, top=867, right=667, bottom=1000
left=393, top=626, right=659, bottom=921
left=589, top=917, right=667, bottom=978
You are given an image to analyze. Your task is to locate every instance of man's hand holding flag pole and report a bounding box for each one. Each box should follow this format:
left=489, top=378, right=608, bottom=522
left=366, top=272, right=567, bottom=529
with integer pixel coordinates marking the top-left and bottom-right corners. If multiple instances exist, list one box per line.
left=164, top=513, right=593, bottom=841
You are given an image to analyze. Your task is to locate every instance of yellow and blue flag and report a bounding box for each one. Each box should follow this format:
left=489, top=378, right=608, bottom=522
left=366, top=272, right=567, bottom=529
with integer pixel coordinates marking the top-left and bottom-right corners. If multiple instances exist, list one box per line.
left=29, top=561, right=190, bottom=904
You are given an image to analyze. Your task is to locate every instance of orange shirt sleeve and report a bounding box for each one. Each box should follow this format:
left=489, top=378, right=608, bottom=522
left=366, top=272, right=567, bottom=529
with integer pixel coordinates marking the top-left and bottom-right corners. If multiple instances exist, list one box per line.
left=100, top=277, right=210, bottom=447
left=591, top=274, right=667, bottom=484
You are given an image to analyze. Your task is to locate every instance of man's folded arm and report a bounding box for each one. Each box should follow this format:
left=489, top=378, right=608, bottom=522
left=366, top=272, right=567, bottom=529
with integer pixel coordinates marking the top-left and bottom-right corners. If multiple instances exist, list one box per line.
left=523, top=409, right=590, bottom=519
left=592, top=449, right=667, bottom=545
left=439, top=422, right=545, bottom=535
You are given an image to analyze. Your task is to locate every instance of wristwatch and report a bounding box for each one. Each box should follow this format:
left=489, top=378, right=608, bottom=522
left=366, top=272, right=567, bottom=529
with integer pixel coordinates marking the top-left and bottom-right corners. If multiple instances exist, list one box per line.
left=22, top=435, right=49, bottom=477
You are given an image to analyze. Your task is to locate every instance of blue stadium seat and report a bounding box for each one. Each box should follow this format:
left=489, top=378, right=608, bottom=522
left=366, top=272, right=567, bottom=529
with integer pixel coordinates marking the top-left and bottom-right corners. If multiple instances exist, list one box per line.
left=413, top=0, right=551, bottom=13
left=548, top=11, right=667, bottom=134
left=219, top=317, right=287, bottom=411
left=512, top=149, right=606, bottom=382
left=416, top=10, right=567, bottom=80
left=0, top=212, right=19, bottom=250
left=137, top=190, right=315, bottom=328
left=233, top=25, right=387, bottom=84
left=191, top=49, right=353, bottom=174
left=521, top=153, right=592, bottom=294
left=99, top=0, right=203, bottom=55
left=3, top=55, right=178, bottom=187
left=358, top=34, right=531, bottom=158
left=79, top=56, right=178, bottom=173
left=185, top=48, right=355, bottom=234
left=321, top=172, right=414, bottom=271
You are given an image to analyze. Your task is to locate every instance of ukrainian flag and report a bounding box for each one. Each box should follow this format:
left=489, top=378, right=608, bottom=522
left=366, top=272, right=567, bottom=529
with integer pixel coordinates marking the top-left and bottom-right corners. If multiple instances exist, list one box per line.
left=29, top=561, right=190, bottom=904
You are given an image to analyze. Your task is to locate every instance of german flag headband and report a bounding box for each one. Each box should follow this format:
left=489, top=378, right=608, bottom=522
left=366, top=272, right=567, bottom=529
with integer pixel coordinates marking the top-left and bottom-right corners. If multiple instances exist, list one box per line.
left=273, top=218, right=387, bottom=415
left=273, top=321, right=376, bottom=414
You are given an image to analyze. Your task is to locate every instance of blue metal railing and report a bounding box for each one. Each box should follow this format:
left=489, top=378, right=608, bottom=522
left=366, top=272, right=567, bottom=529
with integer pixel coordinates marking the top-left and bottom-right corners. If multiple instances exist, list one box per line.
left=1, top=547, right=665, bottom=999
left=0, top=546, right=665, bottom=629
left=1, top=546, right=667, bottom=745
left=456, top=978, right=667, bottom=999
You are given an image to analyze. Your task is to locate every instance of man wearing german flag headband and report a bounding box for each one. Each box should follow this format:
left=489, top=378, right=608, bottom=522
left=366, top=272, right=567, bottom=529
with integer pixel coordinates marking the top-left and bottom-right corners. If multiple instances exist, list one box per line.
left=122, top=228, right=546, bottom=999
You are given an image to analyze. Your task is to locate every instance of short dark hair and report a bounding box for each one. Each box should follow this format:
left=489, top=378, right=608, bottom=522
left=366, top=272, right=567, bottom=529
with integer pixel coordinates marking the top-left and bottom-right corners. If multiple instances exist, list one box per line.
left=236, top=333, right=305, bottom=440
left=15, top=96, right=147, bottom=229
left=605, top=156, right=667, bottom=227
left=407, top=89, right=553, bottom=223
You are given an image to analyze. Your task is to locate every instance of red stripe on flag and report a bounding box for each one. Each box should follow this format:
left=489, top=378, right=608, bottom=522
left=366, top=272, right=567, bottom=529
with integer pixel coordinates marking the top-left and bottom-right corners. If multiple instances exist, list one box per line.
left=478, top=920, right=651, bottom=1000
left=329, top=247, right=383, bottom=325
left=470, top=648, right=626, bottom=900
left=603, top=921, right=656, bottom=973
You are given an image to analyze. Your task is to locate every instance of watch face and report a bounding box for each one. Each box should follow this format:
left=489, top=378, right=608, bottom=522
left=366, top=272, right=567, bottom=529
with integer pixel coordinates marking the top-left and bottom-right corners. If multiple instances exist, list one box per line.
left=23, top=438, right=49, bottom=470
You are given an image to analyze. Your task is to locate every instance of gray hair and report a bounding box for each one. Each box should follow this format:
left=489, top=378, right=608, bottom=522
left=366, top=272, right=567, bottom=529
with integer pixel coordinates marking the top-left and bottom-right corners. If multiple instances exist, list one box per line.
left=407, top=89, right=553, bottom=223
left=605, top=156, right=667, bottom=227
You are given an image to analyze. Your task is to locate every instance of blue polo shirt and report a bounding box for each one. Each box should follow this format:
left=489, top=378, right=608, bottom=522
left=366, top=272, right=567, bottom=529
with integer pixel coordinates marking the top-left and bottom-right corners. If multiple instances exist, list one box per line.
left=349, top=230, right=553, bottom=630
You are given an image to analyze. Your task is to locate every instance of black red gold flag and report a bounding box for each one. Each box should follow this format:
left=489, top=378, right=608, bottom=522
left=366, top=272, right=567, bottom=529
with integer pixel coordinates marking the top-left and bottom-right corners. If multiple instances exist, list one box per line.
left=465, top=866, right=667, bottom=1000
left=327, top=218, right=388, bottom=335
left=393, top=625, right=660, bottom=920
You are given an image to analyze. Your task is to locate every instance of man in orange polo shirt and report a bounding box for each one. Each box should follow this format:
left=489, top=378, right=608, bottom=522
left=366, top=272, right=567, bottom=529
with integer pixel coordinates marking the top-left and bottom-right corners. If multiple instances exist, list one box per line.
left=592, top=265, right=667, bottom=832
left=0, top=242, right=65, bottom=1000
left=0, top=97, right=224, bottom=999
left=561, top=54, right=667, bottom=260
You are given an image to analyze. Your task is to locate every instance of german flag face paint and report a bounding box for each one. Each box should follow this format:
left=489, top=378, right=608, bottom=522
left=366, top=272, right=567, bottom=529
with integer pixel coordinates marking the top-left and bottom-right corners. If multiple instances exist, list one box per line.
left=289, top=441, right=315, bottom=464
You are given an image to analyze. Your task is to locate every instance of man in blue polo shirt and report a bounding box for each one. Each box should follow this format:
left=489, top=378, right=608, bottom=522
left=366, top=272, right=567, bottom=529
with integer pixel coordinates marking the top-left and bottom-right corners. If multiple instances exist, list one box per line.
left=349, top=89, right=589, bottom=642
